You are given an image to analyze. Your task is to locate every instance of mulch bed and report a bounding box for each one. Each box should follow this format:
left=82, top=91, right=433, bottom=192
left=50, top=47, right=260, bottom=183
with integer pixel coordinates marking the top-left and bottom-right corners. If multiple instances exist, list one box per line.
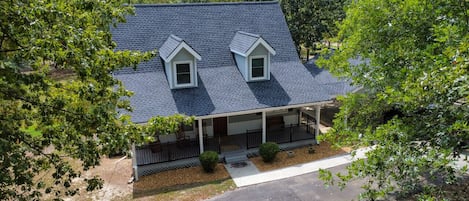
left=250, top=142, right=349, bottom=172
left=133, top=164, right=230, bottom=198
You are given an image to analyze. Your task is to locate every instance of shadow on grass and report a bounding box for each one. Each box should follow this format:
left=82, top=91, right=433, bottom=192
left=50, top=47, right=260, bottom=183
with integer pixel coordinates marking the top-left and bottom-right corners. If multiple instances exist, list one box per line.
left=132, top=177, right=232, bottom=199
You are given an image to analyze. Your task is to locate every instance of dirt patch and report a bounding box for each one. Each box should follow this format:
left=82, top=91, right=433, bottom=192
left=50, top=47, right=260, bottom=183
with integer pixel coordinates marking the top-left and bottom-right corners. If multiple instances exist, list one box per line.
left=251, top=142, right=349, bottom=172
left=133, top=164, right=232, bottom=200
left=63, top=156, right=133, bottom=201
left=87, top=156, right=133, bottom=200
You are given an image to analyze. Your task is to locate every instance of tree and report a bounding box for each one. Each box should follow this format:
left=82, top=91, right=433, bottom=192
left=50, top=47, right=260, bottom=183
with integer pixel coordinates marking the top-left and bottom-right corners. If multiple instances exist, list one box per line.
left=281, top=0, right=347, bottom=59
left=318, top=0, right=468, bottom=200
left=0, top=0, right=193, bottom=200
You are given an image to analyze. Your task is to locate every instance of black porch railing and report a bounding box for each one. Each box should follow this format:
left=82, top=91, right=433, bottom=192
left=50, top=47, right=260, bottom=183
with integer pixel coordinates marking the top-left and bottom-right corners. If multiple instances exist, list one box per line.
left=246, top=129, right=262, bottom=149
left=136, top=123, right=317, bottom=165
left=136, top=140, right=200, bottom=166
left=245, top=123, right=316, bottom=149
left=203, top=135, right=221, bottom=153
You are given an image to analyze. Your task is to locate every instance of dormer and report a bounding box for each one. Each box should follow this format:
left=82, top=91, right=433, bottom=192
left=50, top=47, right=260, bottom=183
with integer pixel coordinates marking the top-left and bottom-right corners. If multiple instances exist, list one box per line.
left=229, top=31, right=276, bottom=82
left=160, top=35, right=201, bottom=89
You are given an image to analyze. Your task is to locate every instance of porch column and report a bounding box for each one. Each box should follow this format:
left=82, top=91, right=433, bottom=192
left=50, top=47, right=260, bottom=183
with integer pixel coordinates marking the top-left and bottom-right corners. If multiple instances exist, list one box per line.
left=198, top=119, right=204, bottom=153
left=262, top=111, right=266, bottom=143
left=315, top=105, right=321, bottom=144
left=132, top=144, right=138, bottom=181
left=299, top=109, right=303, bottom=125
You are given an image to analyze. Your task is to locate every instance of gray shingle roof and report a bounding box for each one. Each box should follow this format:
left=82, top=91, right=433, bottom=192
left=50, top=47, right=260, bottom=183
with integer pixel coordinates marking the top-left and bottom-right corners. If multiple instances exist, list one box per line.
left=229, top=31, right=260, bottom=55
left=159, top=34, right=182, bottom=61
left=111, top=2, right=357, bottom=123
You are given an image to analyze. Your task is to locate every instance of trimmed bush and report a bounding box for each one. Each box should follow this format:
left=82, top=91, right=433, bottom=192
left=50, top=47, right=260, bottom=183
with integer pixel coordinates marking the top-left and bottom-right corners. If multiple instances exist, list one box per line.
left=259, top=142, right=280, bottom=163
left=199, top=151, right=219, bottom=173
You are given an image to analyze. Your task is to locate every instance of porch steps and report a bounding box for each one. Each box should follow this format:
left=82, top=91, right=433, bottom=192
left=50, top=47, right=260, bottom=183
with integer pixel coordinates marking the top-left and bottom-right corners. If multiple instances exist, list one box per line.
left=224, top=150, right=248, bottom=164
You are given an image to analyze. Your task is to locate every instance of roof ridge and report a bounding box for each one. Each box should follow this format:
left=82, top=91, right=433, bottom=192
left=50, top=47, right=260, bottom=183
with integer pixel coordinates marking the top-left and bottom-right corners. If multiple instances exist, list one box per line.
left=131, top=1, right=278, bottom=8
left=237, top=31, right=260, bottom=38
left=169, top=34, right=182, bottom=42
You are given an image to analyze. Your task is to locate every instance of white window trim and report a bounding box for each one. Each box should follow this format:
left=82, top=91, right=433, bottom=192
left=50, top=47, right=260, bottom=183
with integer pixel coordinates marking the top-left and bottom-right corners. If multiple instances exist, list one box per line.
left=173, top=60, right=194, bottom=88
left=249, top=55, right=268, bottom=81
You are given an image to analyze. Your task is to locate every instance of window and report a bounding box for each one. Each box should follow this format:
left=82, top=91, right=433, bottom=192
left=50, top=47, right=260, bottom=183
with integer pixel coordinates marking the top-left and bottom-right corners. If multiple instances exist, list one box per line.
left=250, top=55, right=267, bottom=80
left=252, top=58, right=264, bottom=78
left=175, top=62, right=192, bottom=85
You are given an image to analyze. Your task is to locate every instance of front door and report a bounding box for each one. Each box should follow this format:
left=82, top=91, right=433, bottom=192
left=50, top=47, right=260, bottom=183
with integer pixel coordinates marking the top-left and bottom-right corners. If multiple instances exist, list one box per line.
left=213, top=117, right=228, bottom=137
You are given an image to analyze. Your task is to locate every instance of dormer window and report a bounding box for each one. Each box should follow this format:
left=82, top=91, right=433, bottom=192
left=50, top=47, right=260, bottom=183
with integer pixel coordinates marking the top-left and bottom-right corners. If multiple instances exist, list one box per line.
left=160, top=34, right=201, bottom=89
left=174, top=61, right=193, bottom=86
left=250, top=55, right=267, bottom=79
left=229, top=31, right=276, bottom=82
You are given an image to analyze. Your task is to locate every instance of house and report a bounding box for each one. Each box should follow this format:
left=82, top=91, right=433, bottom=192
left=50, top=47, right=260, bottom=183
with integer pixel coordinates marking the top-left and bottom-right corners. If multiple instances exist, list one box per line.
left=111, top=1, right=357, bottom=179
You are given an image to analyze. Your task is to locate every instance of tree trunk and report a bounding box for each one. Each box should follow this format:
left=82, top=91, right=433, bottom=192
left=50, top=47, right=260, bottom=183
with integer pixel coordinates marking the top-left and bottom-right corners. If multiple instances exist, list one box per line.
left=306, top=48, right=310, bottom=60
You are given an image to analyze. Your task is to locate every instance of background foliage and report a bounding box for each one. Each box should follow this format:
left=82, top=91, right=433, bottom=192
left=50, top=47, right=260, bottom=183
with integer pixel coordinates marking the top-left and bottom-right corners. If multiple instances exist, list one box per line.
left=281, top=0, right=346, bottom=58
left=0, top=0, right=193, bottom=199
left=318, top=0, right=469, bottom=199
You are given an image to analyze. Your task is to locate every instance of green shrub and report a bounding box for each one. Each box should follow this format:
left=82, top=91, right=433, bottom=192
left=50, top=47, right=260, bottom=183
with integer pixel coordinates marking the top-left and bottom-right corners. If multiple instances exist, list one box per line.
left=259, top=142, right=280, bottom=163
left=199, top=151, right=219, bottom=173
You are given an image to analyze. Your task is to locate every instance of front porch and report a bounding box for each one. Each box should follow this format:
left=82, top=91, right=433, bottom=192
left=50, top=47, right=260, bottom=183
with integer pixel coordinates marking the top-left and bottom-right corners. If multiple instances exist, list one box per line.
left=133, top=104, right=329, bottom=179
left=136, top=122, right=316, bottom=164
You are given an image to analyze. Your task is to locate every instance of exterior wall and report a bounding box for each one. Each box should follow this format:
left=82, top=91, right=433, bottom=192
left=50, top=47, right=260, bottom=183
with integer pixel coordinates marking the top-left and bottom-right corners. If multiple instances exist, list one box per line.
left=157, top=125, right=197, bottom=143
left=164, top=61, right=173, bottom=88
left=250, top=45, right=268, bottom=56
left=173, top=48, right=193, bottom=62
left=226, top=110, right=300, bottom=135
left=228, top=113, right=262, bottom=135
left=283, top=113, right=299, bottom=125
left=234, top=54, right=248, bottom=81
left=265, top=109, right=299, bottom=125
left=203, top=119, right=214, bottom=137
left=283, top=109, right=299, bottom=125
left=169, top=49, right=198, bottom=89
left=158, top=134, right=176, bottom=143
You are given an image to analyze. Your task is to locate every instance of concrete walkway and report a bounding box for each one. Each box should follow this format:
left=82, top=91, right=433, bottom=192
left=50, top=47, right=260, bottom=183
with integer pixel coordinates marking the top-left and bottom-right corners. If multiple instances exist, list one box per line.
left=224, top=161, right=259, bottom=180
left=226, top=146, right=374, bottom=187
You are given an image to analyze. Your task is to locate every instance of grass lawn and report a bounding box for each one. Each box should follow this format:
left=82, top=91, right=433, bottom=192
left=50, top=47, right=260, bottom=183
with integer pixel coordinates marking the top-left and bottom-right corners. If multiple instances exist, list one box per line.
left=250, top=142, right=350, bottom=172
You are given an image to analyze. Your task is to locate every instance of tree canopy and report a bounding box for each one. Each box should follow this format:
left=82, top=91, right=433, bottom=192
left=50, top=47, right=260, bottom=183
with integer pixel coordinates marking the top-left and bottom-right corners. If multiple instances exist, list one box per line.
left=0, top=0, right=193, bottom=200
left=318, top=0, right=469, bottom=199
left=281, top=0, right=346, bottom=58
